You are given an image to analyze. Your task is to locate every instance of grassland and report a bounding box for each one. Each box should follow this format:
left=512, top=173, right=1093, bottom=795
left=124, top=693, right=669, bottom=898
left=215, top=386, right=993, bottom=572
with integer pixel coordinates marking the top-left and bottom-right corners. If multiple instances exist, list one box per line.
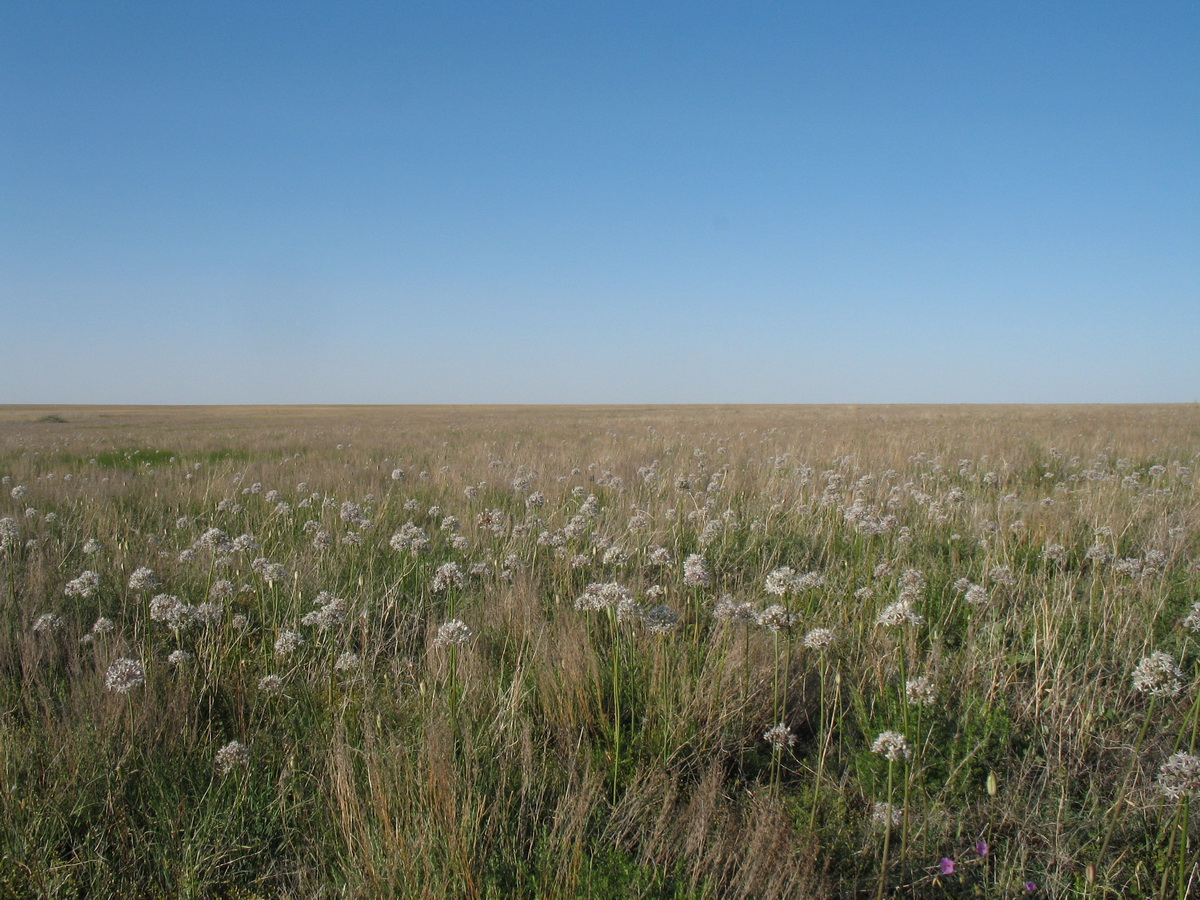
left=1, top=404, right=1198, bottom=898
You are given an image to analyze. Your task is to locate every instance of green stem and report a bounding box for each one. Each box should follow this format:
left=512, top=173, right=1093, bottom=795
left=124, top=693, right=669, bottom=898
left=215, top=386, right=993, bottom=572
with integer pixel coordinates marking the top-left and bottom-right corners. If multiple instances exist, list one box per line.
left=809, top=658, right=828, bottom=835
left=877, top=759, right=895, bottom=900
left=1177, top=796, right=1190, bottom=900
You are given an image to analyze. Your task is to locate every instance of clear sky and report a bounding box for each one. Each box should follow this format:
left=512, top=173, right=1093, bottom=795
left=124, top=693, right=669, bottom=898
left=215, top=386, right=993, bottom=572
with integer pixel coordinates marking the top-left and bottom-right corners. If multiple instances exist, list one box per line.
left=2, top=2, right=1197, bottom=404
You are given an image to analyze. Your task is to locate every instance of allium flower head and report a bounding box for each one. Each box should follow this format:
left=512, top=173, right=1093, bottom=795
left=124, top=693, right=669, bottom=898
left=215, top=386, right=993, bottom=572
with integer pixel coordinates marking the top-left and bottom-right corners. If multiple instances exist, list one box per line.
left=214, top=740, right=249, bottom=775
left=800, top=627, right=833, bottom=650
left=683, top=554, right=711, bottom=588
left=1155, top=752, right=1200, bottom=801
left=764, top=567, right=797, bottom=595
left=274, top=630, right=305, bottom=657
left=877, top=600, right=925, bottom=628
left=33, top=612, right=63, bottom=634
left=965, top=584, right=989, bottom=605
left=713, top=594, right=758, bottom=625
left=575, top=581, right=634, bottom=612
left=871, top=730, right=911, bottom=761
left=1182, top=601, right=1200, bottom=632
left=167, top=649, right=193, bottom=666
left=756, top=604, right=796, bottom=632
left=763, top=722, right=796, bottom=748
left=105, top=657, right=145, bottom=693
left=65, top=570, right=100, bottom=598
left=428, top=561, right=465, bottom=594
left=334, top=651, right=361, bottom=673
left=129, top=569, right=159, bottom=596
left=258, top=674, right=283, bottom=694
left=389, top=522, right=429, bottom=555
left=0, top=517, right=19, bottom=552
left=433, top=619, right=473, bottom=648
left=149, top=594, right=196, bottom=632
left=91, top=616, right=115, bottom=635
left=301, top=593, right=347, bottom=630
left=82, top=538, right=103, bottom=555
left=1131, top=651, right=1184, bottom=697
left=251, top=558, right=287, bottom=583
left=209, top=580, right=235, bottom=601
left=906, top=676, right=938, bottom=706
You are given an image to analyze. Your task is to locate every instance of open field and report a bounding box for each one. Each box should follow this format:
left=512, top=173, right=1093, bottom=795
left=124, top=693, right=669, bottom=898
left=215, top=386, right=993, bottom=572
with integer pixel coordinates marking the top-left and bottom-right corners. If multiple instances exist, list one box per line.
left=1, top=404, right=1198, bottom=898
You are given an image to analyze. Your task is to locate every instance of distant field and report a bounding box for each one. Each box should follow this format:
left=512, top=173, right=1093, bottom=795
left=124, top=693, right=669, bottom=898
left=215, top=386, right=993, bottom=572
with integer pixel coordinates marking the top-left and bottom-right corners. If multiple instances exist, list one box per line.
left=1, top=405, right=1197, bottom=898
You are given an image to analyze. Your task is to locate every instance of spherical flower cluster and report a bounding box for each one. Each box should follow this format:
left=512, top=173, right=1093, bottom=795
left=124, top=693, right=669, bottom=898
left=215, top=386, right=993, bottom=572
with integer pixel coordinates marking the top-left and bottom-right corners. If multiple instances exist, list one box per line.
left=334, top=651, right=361, bottom=673
left=803, top=628, right=835, bottom=650
left=149, top=594, right=196, bottom=633
left=764, top=567, right=797, bottom=596
left=65, top=570, right=100, bottom=599
left=232, top=533, right=259, bottom=553
left=1131, top=651, right=1184, bottom=697
left=433, top=619, right=473, bottom=648
left=757, top=605, right=797, bottom=632
left=877, top=600, right=925, bottom=628
left=105, top=658, right=146, bottom=693
left=82, top=538, right=103, bottom=555
left=575, top=582, right=634, bottom=612
left=209, top=580, right=235, bottom=601
left=905, top=676, right=938, bottom=706
left=251, top=558, right=287, bottom=583
left=258, top=674, right=284, bottom=694
left=197, top=528, right=232, bottom=553
left=274, top=630, right=305, bottom=658
left=647, top=545, right=672, bottom=566
left=128, top=567, right=161, bottom=591
left=713, top=595, right=758, bottom=625
left=430, top=562, right=465, bottom=593
left=214, top=740, right=250, bottom=775
left=1156, top=752, right=1200, bottom=801
left=964, top=584, right=989, bottom=605
left=167, top=649, right=193, bottom=666
left=683, top=554, right=711, bottom=588
left=763, top=722, right=796, bottom=748
left=389, top=522, right=430, bottom=555
left=1182, top=601, right=1200, bottom=632
left=871, top=730, right=911, bottom=761
left=301, top=592, right=347, bottom=630
left=0, top=517, right=19, bottom=553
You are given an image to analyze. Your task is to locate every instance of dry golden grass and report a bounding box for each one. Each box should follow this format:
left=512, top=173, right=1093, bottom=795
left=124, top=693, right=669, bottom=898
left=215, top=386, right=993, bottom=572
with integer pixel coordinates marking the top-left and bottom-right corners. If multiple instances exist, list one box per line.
left=0, top=404, right=1197, bottom=898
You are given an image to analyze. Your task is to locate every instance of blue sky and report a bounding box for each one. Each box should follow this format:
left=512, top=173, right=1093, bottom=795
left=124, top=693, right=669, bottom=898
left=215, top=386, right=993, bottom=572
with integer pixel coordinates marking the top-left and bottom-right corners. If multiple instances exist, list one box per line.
left=2, top=2, right=1196, bottom=404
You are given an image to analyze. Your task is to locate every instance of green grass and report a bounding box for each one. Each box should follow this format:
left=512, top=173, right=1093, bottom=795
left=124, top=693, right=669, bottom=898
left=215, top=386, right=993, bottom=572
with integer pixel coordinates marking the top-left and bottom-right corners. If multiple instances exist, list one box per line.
left=0, top=404, right=1197, bottom=898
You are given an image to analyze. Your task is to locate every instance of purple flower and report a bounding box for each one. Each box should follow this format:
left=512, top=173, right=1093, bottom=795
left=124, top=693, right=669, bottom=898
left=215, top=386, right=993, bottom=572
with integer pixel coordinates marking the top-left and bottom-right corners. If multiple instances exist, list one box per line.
left=975, top=840, right=989, bottom=857
left=1024, top=882, right=1038, bottom=894
left=939, top=858, right=955, bottom=875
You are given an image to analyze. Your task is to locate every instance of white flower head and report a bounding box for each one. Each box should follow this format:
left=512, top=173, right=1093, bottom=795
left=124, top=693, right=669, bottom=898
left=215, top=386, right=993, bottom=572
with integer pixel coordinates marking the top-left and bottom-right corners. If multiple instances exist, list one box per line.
left=871, top=730, right=911, bottom=762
